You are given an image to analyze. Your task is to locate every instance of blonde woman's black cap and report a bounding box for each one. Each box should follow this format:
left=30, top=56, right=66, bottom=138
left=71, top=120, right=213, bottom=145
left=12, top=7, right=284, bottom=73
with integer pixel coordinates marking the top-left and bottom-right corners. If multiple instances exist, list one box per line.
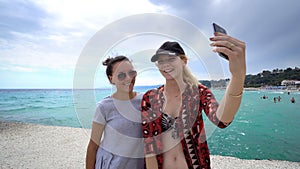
left=151, top=41, right=185, bottom=62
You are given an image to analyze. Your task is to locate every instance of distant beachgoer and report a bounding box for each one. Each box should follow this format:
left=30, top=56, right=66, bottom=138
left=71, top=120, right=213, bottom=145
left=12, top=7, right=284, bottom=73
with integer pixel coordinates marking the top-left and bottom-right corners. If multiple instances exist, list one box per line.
left=288, top=92, right=290, bottom=95
left=261, top=95, right=267, bottom=99
left=278, top=96, right=281, bottom=102
left=273, top=97, right=277, bottom=103
left=291, top=97, right=295, bottom=103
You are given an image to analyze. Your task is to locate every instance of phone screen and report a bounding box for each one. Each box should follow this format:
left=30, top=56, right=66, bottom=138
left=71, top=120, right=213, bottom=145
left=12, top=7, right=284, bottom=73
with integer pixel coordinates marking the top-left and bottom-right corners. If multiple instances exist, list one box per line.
left=213, top=23, right=227, bottom=34
left=213, top=23, right=229, bottom=60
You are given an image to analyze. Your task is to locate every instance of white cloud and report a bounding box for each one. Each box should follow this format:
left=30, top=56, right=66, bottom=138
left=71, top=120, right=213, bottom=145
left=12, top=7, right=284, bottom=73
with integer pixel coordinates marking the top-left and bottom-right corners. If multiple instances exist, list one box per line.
left=0, top=0, right=169, bottom=88
left=32, top=0, right=165, bottom=31
left=0, top=37, right=76, bottom=71
left=4, top=0, right=299, bottom=88
left=1, top=0, right=166, bottom=71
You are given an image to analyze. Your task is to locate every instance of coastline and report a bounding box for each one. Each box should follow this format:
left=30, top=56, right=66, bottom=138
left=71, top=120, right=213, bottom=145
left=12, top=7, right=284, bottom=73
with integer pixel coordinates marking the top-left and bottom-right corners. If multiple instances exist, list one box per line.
left=212, top=87, right=300, bottom=92
left=1, top=121, right=299, bottom=169
left=243, top=86, right=300, bottom=92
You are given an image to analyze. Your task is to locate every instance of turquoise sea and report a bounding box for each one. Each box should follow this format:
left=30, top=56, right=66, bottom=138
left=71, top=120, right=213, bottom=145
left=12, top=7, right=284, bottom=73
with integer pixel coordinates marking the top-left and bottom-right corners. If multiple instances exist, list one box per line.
left=0, top=87, right=299, bottom=162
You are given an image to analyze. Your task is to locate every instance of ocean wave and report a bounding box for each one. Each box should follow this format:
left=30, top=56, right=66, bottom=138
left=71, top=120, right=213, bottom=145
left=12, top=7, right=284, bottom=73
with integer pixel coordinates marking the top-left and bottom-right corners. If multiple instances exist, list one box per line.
left=9, top=96, right=18, bottom=99
left=267, top=91, right=285, bottom=94
left=236, top=120, right=252, bottom=124
left=239, top=132, right=246, bottom=136
left=0, top=107, right=27, bottom=112
left=45, top=105, right=71, bottom=109
left=27, top=105, right=44, bottom=109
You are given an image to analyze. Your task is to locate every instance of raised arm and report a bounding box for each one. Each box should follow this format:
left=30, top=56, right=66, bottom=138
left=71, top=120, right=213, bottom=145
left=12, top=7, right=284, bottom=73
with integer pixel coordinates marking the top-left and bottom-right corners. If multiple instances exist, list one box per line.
left=210, top=32, right=246, bottom=123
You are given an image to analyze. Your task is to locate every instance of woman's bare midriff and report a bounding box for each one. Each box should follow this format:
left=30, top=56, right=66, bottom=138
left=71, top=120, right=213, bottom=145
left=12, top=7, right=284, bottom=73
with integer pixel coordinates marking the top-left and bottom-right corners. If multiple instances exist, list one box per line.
left=162, top=89, right=188, bottom=169
left=162, top=131, right=188, bottom=169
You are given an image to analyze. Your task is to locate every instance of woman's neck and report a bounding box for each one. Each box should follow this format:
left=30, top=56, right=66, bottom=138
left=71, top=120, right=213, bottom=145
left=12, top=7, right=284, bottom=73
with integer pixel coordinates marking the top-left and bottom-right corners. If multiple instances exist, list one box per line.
left=164, top=79, right=186, bottom=97
left=112, top=91, right=136, bottom=100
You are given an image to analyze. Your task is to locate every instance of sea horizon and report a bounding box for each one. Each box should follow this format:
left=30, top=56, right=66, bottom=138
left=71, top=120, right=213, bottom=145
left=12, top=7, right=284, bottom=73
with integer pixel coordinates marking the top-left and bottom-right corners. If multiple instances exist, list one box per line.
left=0, top=84, right=162, bottom=90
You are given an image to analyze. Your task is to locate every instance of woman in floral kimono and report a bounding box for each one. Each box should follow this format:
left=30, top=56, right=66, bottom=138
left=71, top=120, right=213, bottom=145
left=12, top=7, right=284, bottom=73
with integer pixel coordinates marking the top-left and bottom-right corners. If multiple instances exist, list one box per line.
left=141, top=32, right=246, bottom=169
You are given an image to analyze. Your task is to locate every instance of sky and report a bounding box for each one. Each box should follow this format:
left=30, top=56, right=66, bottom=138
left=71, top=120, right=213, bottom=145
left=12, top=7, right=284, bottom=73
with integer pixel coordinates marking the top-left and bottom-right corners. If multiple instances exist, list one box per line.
left=0, top=0, right=299, bottom=89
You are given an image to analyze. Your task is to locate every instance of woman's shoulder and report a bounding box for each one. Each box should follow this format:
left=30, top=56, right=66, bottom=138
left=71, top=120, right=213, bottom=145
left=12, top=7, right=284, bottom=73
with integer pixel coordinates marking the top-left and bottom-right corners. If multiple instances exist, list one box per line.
left=143, top=85, right=164, bottom=96
left=98, top=95, right=113, bottom=102
left=96, top=96, right=113, bottom=108
left=198, top=83, right=208, bottom=89
left=131, top=92, right=144, bottom=104
left=135, top=92, right=144, bottom=99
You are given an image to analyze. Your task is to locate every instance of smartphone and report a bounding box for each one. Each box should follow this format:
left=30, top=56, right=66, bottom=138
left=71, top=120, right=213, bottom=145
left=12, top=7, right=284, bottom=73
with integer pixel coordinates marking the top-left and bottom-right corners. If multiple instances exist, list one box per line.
left=213, top=23, right=229, bottom=60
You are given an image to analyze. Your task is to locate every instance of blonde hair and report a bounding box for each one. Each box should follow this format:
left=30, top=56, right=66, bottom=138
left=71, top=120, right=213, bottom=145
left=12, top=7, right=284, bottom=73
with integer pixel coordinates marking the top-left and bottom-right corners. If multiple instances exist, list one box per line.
left=179, top=55, right=200, bottom=87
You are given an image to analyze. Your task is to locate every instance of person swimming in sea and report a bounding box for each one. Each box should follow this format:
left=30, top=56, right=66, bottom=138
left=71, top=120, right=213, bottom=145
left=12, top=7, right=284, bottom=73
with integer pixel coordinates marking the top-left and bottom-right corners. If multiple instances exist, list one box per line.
left=261, top=95, right=268, bottom=99
left=278, top=96, right=281, bottom=102
left=291, top=97, right=295, bottom=103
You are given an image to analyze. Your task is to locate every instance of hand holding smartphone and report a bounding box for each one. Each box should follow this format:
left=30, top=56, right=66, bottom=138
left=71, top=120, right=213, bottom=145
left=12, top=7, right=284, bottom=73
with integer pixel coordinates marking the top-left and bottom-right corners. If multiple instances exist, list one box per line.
left=212, top=23, right=229, bottom=60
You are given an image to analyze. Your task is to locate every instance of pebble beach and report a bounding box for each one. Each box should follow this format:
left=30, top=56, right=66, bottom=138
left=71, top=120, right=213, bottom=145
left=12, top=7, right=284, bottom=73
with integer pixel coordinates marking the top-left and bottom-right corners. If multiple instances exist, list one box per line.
left=1, top=121, right=299, bottom=169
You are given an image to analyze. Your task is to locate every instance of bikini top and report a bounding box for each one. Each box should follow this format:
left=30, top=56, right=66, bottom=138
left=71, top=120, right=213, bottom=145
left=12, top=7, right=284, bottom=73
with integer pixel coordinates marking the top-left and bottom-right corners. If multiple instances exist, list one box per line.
left=161, top=112, right=179, bottom=139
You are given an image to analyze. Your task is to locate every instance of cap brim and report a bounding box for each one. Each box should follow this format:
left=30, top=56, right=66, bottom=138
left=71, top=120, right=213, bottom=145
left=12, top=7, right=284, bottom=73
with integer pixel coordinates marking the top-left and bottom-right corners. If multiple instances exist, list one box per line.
left=150, top=50, right=177, bottom=62
left=151, top=54, right=159, bottom=62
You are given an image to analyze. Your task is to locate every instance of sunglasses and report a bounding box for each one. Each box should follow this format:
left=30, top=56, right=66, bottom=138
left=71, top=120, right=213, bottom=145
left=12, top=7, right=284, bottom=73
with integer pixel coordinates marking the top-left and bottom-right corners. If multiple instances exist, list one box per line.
left=117, top=70, right=137, bottom=81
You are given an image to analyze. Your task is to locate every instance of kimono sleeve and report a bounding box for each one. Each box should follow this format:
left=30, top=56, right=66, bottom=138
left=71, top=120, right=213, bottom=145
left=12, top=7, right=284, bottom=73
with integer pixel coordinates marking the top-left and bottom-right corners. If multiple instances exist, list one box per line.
left=199, top=84, right=231, bottom=128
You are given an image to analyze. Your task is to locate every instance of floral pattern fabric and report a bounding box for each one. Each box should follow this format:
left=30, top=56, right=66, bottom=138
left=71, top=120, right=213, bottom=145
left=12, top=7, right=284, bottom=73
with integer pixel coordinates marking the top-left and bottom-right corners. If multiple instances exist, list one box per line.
left=141, top=84, right=231, bottom=169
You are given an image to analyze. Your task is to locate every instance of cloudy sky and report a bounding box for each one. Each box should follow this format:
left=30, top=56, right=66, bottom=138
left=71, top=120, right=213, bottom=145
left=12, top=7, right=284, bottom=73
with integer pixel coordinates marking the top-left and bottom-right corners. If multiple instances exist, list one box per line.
left=0, top=0, right=299, bottom=89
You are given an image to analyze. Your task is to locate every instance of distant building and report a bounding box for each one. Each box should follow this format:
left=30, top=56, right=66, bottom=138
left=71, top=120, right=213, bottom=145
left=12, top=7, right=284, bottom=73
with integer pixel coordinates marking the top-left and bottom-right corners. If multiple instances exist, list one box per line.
left=281, top=80, right=300, bottom=86
left=281, top=80, right=300, bottom=90
left=263, top=85, right=286, bottom=90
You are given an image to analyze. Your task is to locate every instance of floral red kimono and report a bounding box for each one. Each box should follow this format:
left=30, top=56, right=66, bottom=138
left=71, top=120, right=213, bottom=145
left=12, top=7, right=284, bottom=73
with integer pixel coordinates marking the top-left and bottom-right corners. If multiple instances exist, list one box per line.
left=141, top=84, right=231, bottom=169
